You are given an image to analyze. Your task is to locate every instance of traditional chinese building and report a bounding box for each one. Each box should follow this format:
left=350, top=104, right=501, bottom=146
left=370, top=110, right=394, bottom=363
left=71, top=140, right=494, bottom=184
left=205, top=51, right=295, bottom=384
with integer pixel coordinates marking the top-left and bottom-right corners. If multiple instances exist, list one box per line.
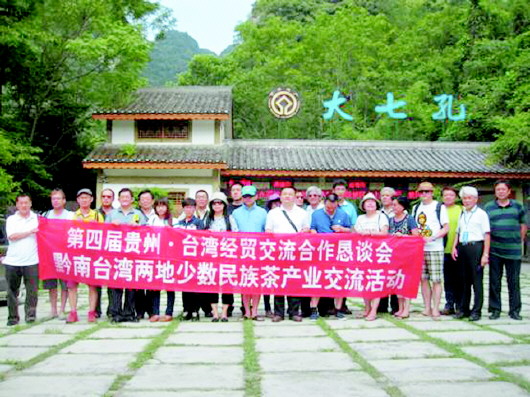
left=84, top=86, right=530, bottom=208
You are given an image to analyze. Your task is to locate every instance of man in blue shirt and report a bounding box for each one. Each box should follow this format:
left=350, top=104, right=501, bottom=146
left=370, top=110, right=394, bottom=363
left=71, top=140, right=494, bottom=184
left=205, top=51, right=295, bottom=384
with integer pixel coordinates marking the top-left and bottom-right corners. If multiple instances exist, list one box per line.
left=233, top=185, right=267, bottom=319
left=309, top=193, right=352, bottom=320
left=333, top=179, right=358, bottom=226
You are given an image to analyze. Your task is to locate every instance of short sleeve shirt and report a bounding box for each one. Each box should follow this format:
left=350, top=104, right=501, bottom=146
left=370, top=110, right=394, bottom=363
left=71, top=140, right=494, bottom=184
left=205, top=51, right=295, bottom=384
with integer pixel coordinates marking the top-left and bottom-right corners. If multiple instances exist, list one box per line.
left=266, top=205, right=309, bottom=234
left=3, top=211, right=39, bottom=267
left=310, top=207, right=351, bottom=233
left=45, top=209, right=74, bottom=220
left=456, top=206, right=490, bottom=243
left=232, top=204, right=267, bottom=233
left=354, top=212, right=389, bottom=234
left=106, top=207, right=145, bottom=225
left=485, top=199, right=527, bottom=259
left=414, top=201, right=449, bottom=251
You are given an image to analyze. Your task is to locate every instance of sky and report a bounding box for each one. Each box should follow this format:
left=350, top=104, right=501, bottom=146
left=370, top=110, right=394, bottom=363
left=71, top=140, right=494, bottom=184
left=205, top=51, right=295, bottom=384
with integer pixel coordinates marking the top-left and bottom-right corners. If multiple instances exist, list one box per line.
left=158, top=0, right=255, bottom=55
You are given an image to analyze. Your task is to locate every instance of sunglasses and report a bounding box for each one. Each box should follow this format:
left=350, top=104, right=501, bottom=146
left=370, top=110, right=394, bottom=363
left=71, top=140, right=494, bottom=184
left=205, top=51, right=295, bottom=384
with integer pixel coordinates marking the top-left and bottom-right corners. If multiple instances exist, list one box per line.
left=308, top=194, right=321, bottom=197
left=242, top=195, right=253, bottom=198
left=419, top=190, right=433, bottom=193
left=212, top=201, right=224, bottom=205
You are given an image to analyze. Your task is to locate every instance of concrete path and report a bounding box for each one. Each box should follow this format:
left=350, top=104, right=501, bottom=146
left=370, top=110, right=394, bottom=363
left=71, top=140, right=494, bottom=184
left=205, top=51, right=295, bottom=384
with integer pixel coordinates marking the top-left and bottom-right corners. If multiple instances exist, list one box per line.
left=0, top=264, right=529, bottom=396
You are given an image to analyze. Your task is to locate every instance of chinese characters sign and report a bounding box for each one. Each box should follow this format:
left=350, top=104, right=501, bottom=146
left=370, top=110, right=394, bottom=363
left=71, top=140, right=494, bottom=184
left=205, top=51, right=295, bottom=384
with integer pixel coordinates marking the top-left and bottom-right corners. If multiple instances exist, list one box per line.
left=37, top=218, right=424, bottom=299
left=323, top=91, right=466, bottom=121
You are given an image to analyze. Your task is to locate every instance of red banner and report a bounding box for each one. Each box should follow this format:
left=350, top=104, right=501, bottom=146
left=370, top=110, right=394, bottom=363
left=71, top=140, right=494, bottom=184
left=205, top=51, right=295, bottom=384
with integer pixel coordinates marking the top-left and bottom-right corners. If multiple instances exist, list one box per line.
left=37, top=218, right=424, bottom=298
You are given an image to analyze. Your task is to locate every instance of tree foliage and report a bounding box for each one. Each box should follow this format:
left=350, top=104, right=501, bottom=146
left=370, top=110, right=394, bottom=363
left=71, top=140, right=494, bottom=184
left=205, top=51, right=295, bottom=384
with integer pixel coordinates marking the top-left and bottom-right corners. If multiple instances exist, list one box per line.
left=179, top=0, right=529, bottom=166
left=0, top=0, right=161, bottom=209
left=143, top=30, right=214, bottom=87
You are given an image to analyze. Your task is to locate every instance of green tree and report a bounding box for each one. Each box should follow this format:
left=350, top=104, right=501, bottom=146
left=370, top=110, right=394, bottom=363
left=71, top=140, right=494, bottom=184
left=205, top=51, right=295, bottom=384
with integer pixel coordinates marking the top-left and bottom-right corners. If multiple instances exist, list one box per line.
left=0, top=0, right=161, bottom=209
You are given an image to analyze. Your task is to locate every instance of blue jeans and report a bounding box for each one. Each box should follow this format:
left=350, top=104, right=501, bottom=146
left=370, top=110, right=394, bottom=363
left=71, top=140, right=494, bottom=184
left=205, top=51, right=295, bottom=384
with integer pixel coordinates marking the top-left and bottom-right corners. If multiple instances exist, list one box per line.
left=152, top=291, right=175, bottom=316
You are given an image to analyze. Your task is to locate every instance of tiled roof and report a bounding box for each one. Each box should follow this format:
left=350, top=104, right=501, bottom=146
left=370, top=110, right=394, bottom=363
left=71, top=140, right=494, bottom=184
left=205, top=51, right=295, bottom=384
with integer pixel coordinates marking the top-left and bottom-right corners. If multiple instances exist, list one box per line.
left=225, top=140, right=530, bottom=175
left=93, top=86, right=232, bottom=115
left=84, top=144, right=226, bottom=164
left=83, top=140, right=530, bottom=176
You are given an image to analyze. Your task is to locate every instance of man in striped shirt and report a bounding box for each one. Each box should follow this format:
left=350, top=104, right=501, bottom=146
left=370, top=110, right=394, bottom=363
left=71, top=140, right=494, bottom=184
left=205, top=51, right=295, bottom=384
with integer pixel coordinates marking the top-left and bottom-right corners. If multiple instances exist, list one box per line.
left=484, top=180, right=527, bottom=321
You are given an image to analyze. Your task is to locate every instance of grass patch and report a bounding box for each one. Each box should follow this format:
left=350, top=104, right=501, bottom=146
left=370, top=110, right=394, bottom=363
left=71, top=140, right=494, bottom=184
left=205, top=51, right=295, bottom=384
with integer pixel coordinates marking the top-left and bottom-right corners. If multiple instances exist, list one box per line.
left=318, top=319, right=405, bottom=397
left=104, top=319, right=180, bottom=396
left=387, top=316, right=530, bottom=393
left=243, top=319, right=261, bottom=397
left=9, top=322, right=104, bottom=372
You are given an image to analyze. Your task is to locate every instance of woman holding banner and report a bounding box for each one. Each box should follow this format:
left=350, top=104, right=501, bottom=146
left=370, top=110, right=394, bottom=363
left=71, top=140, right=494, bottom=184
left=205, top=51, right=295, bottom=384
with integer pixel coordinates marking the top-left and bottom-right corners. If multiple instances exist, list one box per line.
left=354, top=192, right=389, bottom=321
left=148, top=198, right=177, bottom=322
left=204, top=192, right=238, bottom=322
left=389, top=197, right=419, bottom=319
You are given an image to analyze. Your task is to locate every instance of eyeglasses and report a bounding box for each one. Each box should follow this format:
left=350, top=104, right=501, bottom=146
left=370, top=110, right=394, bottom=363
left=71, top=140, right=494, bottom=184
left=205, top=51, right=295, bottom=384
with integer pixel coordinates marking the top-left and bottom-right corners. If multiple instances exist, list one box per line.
left=212, top=201, right=224, bottom=205
left=419, top=190, right=433, bottom=194
left=102, top=195, right=113, bottom=198
left=308, top=194, right=321, bottom=197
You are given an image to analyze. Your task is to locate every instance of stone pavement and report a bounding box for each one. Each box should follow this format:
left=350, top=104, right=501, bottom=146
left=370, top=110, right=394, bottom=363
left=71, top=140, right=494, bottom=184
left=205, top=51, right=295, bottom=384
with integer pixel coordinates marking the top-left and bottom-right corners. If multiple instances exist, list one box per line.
left=0, top=264, right=529, bottom=397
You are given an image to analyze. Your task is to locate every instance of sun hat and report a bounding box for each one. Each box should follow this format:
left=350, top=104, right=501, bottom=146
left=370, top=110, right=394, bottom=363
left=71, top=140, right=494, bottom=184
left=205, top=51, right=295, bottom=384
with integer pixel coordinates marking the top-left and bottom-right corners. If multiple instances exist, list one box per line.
left=210, top=192, right=228, bottom=205
left=360, top=192, right=380, bottom=211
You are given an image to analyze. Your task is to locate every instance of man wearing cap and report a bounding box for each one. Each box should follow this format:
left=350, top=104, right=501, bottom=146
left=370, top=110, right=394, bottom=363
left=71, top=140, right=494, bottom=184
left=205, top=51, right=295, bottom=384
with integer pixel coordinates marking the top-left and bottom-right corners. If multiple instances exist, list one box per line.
left=309, top=193, right=351, bottom=320
left=67, top=188, right=105, bottom=323
left=106, top=188, right=146, bottom=322
left=266, top=187, right=310, bottom=322
left=43, top=188, right=72, bottom=319
left=233, top=185, right=268, bottom=319
left=3, top=194, right=39, bottom=326
left=412, top=181, right=449, bottom=319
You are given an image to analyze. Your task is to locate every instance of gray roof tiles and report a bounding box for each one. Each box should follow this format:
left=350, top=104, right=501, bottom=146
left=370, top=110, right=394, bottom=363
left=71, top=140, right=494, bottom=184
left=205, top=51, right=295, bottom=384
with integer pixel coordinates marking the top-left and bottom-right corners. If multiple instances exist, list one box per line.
left=94, top=86, right=232, bottom=115
left=84, top=139, right=530, bottom=175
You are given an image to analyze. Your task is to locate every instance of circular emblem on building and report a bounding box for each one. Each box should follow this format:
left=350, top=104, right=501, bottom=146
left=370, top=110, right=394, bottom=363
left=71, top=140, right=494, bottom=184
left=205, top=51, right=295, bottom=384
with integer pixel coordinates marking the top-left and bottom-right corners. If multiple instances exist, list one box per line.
left=268, top=88, right=301, bottom=119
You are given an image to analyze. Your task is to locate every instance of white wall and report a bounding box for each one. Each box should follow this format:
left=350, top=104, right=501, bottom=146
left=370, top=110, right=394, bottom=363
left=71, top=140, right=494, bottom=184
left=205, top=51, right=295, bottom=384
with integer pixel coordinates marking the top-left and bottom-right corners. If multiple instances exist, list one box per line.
left=111, top=120, right=135, bottom=144
left=192, top=120, right=215, bottom=144
left=110, top=119, right=216, bottom=145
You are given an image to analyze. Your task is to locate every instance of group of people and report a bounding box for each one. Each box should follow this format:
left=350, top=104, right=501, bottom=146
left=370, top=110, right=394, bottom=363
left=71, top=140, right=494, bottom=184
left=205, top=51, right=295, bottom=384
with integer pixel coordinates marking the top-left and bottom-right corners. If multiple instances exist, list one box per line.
left=2, top=178, right=526, bottom=327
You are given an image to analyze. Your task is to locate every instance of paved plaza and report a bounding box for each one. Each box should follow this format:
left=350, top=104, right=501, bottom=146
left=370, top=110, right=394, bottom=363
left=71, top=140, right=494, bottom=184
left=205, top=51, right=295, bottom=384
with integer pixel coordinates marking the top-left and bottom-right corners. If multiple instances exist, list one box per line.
left=0, top=264, right=529, bottom=397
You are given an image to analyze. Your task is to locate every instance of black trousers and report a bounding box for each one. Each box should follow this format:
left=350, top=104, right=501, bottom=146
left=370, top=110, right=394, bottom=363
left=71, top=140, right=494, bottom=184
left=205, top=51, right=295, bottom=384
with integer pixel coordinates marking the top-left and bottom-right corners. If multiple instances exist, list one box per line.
left=377, top=295, right=399, bottom=314
left=5, top=264, right=39, bottom=324
left=457, top=242, right=484, bottom=316
left=182, top=291, right=200, bottom=313
left=204, top=293, right=234, bottom=305
left=443, top=253, right=458, bottom=310
left=135, top=289, right=154, bottom=319
left=263, top=295, right=271, bottom=312
left=108, top=288, right=136, bottom=320
left=274, top=296, right=301, bottom=318
left=488, top=254, right=521, bottom=316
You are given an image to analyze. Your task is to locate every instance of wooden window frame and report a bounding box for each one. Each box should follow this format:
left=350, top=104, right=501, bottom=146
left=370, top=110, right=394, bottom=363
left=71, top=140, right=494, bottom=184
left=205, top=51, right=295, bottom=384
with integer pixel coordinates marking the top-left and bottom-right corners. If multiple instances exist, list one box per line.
left=135, top=120, right=192, bottom=142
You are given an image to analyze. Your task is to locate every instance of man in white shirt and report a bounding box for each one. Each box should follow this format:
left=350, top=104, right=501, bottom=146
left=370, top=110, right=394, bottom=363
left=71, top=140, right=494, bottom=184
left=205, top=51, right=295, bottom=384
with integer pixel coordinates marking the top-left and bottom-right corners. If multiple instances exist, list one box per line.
left=266, top=187, right=310, bottom=322
left=43, top=188, right=73, bottom=319
left=452, top=186, right=490, bottom=321
left=3, top=194, right=39, bottom=326
left=413, top=182, right=449, bottom=319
